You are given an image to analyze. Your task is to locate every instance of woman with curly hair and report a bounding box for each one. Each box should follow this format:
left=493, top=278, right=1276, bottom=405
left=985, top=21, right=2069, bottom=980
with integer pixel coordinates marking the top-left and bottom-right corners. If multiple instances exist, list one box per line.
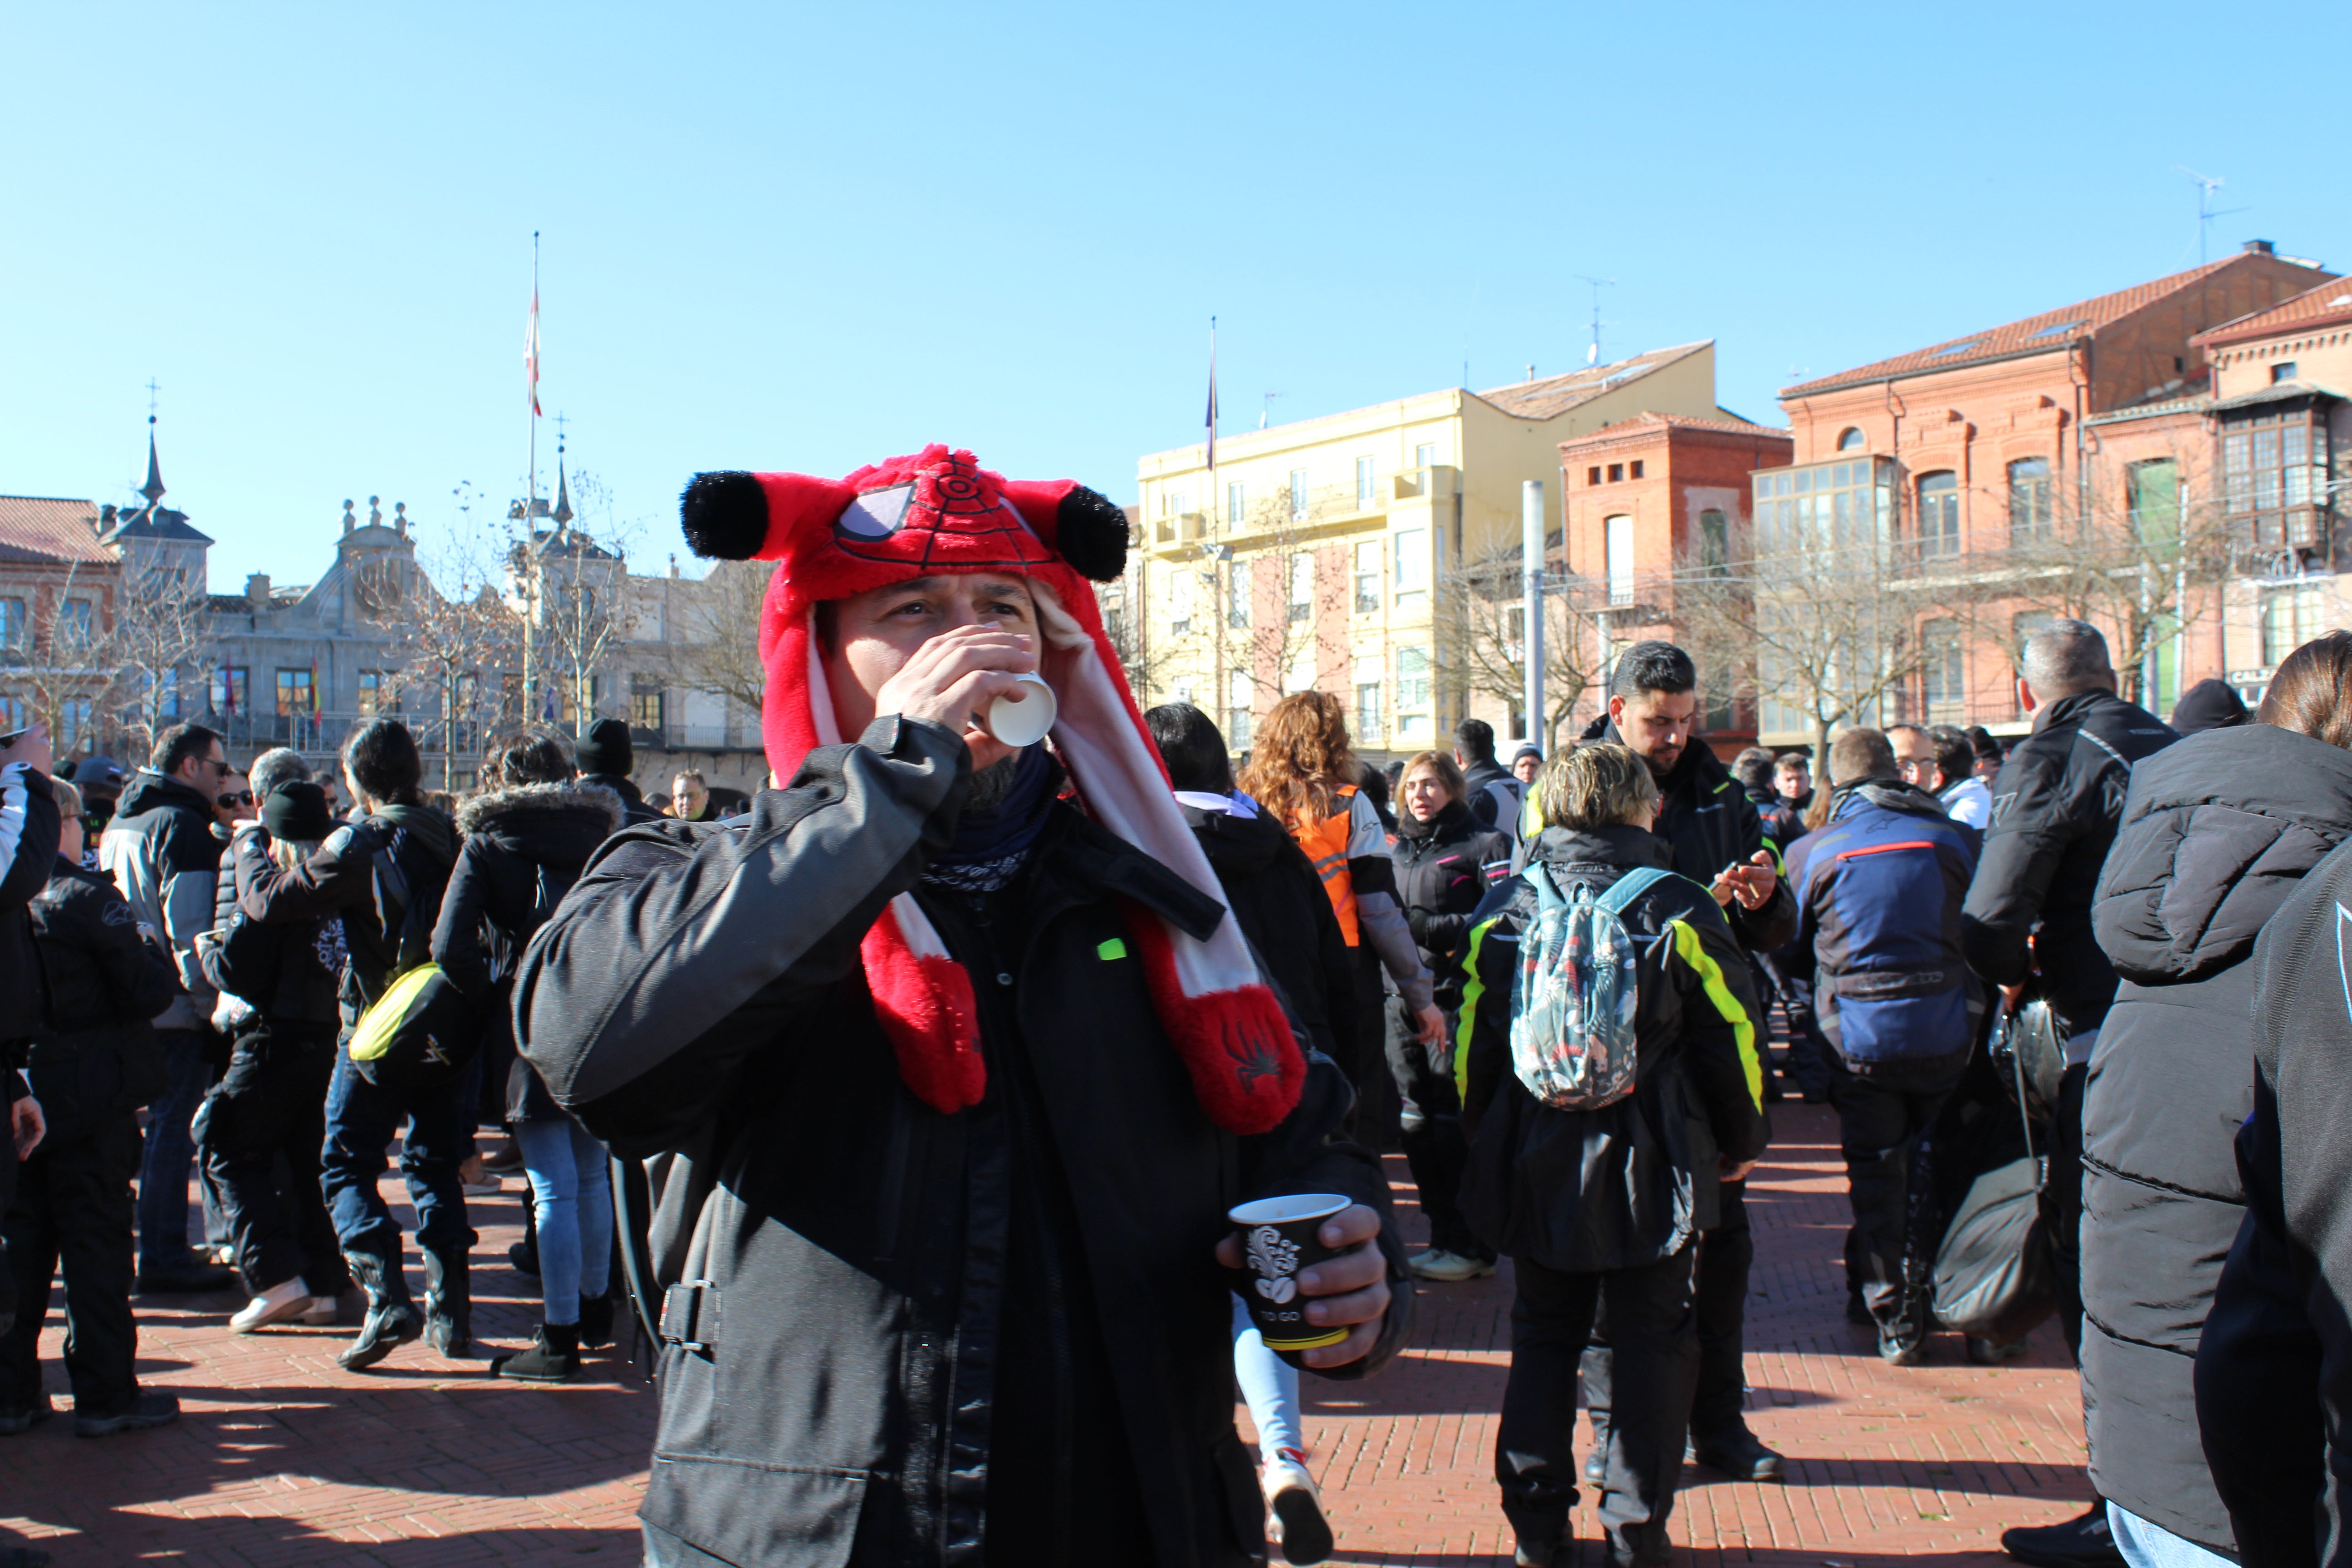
left=1238, top=692, right=1441, bottom=1123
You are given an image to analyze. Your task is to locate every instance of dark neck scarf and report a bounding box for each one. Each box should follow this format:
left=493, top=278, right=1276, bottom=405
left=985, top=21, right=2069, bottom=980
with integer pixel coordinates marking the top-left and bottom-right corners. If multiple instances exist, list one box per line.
left=922, top=745, right=1058, bottom=894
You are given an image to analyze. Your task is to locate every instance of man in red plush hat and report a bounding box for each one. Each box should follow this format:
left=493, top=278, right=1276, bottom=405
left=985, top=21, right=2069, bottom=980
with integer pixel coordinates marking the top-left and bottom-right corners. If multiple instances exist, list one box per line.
left=517, top=447, right=1412, bottom=1568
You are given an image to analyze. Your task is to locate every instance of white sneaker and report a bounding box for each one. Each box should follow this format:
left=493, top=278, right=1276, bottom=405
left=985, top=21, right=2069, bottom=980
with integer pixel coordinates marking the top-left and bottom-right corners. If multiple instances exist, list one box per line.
left=1262, top=1448, right=1333, bottom=1565
left=296, top=1280, right=339, bottom=1325
left=1409, top=1249, right=1496, bottom=1282
left=230, top=1277, right=315, bottom=1333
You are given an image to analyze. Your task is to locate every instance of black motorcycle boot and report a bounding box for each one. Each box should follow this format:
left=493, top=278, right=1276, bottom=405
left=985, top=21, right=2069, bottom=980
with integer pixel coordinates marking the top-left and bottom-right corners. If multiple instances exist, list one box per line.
left=490, top=1323, right=581, bottom=1383
left=338, top=1247, right=421, bottom=1371
left=577, top=1292, right=616, bottom=1351
left=421, top=1245, right=472, bottom=1358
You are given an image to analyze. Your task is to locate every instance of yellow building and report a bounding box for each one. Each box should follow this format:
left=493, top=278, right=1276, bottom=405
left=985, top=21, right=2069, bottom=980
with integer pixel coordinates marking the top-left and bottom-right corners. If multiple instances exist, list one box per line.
left=1126, top=341, right=1735, bottom=758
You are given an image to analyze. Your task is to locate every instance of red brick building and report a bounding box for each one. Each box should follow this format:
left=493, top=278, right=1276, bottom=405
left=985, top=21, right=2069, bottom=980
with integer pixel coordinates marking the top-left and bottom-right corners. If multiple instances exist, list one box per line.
left=0, top=494, right=121, bottom=758
left=1759, top=242, right=2333, bottom=743
left=1557, top=413, right=1793, bottom=744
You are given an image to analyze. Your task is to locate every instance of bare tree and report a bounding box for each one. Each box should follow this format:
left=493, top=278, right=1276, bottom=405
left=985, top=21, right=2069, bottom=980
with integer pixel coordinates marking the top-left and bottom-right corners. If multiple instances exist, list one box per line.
left=369, top=542, right=521, bottom=791
left=0, top=563, right=118, bottom=759
left=1151, top=490, right=1348, bottom=736
left=1434, top=535, right=1607, bottom=750
left=109, top=563, right=211, bottom=758
left=505, top=473, right=640, bottom=731
left=1673, top=520, right=1983, bottom=764
left=663, top=559, right=769, bottom=719
left=1098, top=559, right=1168, bottom=705
left=1977, top=447, right=2235, bottom=709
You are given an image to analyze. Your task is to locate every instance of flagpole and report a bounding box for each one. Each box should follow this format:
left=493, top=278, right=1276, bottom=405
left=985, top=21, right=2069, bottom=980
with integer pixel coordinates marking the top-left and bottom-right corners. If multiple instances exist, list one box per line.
left=1206, top=315, right=1222, bottom=735
left=522, top=231, right=540, bottom=731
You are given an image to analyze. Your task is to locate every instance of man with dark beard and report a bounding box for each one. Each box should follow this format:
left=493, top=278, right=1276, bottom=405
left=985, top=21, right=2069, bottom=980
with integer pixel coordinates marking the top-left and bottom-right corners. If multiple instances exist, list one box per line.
left=516, top=448, right=1411, bottom=1568
left=1579, top=641, right=1791, bottom=1485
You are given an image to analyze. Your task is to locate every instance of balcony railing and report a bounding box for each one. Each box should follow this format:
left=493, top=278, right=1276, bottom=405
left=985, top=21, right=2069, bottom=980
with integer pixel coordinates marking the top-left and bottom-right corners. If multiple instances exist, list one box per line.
left=1149, top=468, right=1460, bottom=550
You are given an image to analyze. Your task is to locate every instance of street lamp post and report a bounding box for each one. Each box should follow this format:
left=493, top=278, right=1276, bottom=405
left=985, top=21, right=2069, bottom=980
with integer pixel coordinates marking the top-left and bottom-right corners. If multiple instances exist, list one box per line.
left=1522, top=480, right=1545, bottom=750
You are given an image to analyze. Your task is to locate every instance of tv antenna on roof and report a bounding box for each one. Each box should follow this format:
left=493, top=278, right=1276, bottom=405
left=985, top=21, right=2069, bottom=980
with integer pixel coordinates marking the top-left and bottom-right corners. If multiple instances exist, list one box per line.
left=2175, top=167, right=2249, bottom=265
left=1575, top=276, right=1617, bottom=367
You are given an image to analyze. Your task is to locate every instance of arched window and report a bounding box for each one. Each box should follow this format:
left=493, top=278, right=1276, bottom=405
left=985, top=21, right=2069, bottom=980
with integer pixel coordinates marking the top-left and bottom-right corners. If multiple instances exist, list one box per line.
left=1699, top=509, right=1729, bottom=576
left=1837, top=427, right=1866, bottom=452
left=2009, top=457, right=2053, bottom=545
left=1605, top=514, right=1635, bottom=604
left=1917, top=472, right=1960, bottom=560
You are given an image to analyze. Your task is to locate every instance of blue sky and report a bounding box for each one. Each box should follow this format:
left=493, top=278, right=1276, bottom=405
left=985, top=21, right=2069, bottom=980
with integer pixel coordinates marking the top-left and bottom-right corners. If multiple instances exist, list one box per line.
left=6, top=3, right=2348, bottom=591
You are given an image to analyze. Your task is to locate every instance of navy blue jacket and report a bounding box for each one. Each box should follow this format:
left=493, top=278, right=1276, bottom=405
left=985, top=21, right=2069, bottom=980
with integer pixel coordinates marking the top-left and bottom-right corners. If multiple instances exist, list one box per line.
left=1787, top=779, right=1981, bottom=1073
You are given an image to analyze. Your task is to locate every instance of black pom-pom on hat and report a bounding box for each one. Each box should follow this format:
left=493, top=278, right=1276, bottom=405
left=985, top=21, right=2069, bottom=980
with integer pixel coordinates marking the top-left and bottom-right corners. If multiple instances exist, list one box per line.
left=1055, top=485, right=1131, bottom=582
left=680, top=471, right=770, bottom=561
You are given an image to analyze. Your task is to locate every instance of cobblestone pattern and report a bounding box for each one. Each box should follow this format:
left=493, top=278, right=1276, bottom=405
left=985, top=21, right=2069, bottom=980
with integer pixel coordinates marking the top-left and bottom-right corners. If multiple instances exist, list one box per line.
left=1, top=1105, right=2091, bottom=1565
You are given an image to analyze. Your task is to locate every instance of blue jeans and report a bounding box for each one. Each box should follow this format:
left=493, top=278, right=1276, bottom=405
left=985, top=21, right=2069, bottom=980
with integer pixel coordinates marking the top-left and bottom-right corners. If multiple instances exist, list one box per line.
left=513, top=1116, right=613, bottom=1325
left=319, top=1045, right=472, bottom=1264
left=1232, top=1293, right=1303, bottom=1459
left=136, top=1028, right=210, bottom=1272
left=2107, top=1503, right=2235, bottom=1568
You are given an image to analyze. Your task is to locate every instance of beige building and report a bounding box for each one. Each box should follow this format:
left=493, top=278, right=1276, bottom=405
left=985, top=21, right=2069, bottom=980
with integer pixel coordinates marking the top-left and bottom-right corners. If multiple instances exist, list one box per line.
left=1127, top=342, right=1738, bottom=759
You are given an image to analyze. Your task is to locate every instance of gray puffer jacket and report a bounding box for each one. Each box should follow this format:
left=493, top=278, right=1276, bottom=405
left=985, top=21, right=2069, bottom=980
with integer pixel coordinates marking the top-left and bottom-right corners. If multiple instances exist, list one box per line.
left=2084, top=720, right=2352, bottom=1554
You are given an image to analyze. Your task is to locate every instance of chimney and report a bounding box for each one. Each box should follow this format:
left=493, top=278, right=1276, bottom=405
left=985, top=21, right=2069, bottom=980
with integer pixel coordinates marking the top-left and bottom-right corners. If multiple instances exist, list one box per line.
left=246, top=573, right=271, bottom=607
left=669, top=552, right=680, bottom=579
left=100, top=504, right=116, bottom=525
left=2244, top=239, right=2275, bottom=255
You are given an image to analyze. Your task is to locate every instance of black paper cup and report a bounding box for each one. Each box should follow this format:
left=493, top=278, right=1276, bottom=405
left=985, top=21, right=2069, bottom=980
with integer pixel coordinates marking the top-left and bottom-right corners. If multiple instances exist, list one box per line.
left=1230, top=1193, right=1353, bottom=1360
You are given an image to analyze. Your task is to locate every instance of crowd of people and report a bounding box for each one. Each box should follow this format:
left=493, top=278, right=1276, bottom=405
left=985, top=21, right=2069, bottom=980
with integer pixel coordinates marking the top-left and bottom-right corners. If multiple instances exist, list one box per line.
left=7, top=445, right=2352, bottom=1568
left=0, top=713, right=701, bottom=1480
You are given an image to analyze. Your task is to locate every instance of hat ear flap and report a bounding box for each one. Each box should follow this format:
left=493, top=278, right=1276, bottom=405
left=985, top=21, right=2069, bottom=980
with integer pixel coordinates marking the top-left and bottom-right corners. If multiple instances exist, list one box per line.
left=1002, top=480, right=1129, bottom=582
left=681, top=471, right=856, bottom=562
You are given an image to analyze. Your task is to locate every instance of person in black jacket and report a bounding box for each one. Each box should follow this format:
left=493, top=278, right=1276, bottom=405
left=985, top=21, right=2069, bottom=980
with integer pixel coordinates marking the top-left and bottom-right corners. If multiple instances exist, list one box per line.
left=1731, top=747, right=1817, bottom=1105
left=0, top=723, right=62, bottom=1342
left=1965, top=619, right=2177, bottom=1568
left=516, top=451, right=1408, bottom=1568
left=1391, top=749, right=1511, bottom=1283
left=1455, top=718, right=1524, bottom=851
left=2195, top=823, right=2352, bottom=1568
left=1457, top=743, right=1769, bottom=1568
left=1784, top=730, right=1981, bottom=1365
left=196, top=776, right=349, bottom=1335
left=431, top=729, right=624, bottom=1382
left=573, top=717, right=661, bottom=826
left=1147, top=701, right=1353, bottom=1568
left=2090, top=637, right=2352, bottom=1568
left=1580, top=641, right=1791, bottom=1484
left=240, top=719, right=466, bottom=1372
left=1, top=780, right=181, bottom=1437
left=98, top=723, right=238, bottom=1296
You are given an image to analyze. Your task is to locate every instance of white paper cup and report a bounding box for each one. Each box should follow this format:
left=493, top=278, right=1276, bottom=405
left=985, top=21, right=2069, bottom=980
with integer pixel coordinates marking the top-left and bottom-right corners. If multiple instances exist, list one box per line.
left=985, top=671, right=1057, bottom=747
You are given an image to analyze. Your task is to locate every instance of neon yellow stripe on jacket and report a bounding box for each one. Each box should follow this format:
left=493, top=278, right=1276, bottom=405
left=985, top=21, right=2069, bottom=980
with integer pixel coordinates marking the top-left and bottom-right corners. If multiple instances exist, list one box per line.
left=1455, top=913, right=1503, bottom=1101
left=1667, top=918, right=1762, bottom=1109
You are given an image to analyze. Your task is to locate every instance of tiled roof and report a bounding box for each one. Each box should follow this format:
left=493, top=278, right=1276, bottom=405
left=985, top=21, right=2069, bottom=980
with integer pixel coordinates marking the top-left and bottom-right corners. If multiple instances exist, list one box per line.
left=1562, top=409, right=1793, bottom=448
left=104, top=503, right=212, bottom=544
left=2209, top=379, right=2342, bottom=415
left=1781, top=254, right=2334, bottom=399
left=0, top=495, right=114, bottom=567
left=1474, top=340, right=1711, bottom=419
left=2194, top=276, right=2352, bottom=350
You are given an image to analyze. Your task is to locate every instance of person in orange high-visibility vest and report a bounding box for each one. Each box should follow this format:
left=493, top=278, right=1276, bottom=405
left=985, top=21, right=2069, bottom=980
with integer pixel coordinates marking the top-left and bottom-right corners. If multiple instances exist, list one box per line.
left=1238, top=693, right=1441, bottom=1129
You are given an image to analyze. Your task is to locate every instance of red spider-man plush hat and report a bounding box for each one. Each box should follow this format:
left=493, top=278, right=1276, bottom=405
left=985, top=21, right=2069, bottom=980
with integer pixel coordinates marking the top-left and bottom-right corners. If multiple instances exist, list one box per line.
left=679, top=444, right=1303, bottom=1134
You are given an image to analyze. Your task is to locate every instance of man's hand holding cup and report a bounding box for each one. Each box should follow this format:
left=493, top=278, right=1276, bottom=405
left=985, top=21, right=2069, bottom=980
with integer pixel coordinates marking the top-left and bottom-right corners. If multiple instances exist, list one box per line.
left=1218, top=1194, right=1391, bottom=1371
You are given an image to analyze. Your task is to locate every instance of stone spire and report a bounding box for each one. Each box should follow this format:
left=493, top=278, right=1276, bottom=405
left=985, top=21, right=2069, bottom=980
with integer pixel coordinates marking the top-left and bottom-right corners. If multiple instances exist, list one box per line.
left=139, top=421, right=166, bottom=505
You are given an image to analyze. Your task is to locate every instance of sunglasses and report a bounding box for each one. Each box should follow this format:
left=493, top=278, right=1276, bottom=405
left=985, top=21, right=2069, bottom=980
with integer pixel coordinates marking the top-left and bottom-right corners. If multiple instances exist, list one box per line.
left=216, top=790, right=255, bottom=808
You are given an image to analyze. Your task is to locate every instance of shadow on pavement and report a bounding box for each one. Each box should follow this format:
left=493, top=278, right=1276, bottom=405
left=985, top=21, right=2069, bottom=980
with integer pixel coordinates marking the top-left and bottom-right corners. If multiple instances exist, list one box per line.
left=14, top=1514, right=640, bottom=1565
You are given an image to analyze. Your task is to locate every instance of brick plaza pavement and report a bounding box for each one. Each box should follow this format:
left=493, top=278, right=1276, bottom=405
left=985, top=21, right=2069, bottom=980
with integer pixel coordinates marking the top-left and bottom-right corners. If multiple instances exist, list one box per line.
left=0, top=1104, right=2094, bottom=1566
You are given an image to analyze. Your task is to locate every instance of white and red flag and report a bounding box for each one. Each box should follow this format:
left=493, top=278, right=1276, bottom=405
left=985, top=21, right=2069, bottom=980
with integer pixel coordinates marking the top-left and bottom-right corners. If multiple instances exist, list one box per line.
left=525, top=284, right=543, bottom=417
